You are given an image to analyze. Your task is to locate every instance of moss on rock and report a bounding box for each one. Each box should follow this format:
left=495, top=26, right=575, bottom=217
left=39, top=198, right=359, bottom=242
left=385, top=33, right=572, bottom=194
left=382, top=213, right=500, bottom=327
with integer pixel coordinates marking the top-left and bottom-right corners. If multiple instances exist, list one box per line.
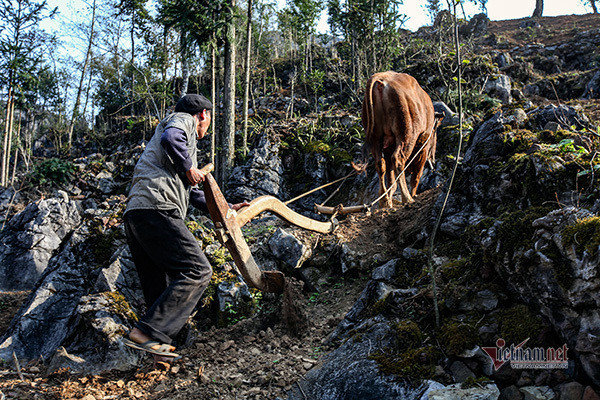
left=438, top=321, right=479, bottom=356
left=499, top=304, right=542, bottom=346
left=562, top=216, right=600, bottom=258
left=102, top=291, right=138, bottom=322
left=369, top=319, right=438, bottom=382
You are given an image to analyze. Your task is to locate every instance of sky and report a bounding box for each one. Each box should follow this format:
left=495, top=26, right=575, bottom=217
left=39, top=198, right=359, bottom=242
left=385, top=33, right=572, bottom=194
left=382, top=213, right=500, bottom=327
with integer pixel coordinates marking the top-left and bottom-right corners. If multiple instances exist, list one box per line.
left=45, top=0, right=594, bottom=62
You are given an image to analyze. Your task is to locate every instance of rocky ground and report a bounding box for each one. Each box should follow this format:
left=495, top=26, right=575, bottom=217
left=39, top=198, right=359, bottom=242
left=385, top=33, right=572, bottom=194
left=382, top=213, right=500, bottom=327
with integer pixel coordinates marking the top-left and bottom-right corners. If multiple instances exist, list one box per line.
left=0, top=188, right=441, bottom=399
left=0, top=277, right=364, bottom=399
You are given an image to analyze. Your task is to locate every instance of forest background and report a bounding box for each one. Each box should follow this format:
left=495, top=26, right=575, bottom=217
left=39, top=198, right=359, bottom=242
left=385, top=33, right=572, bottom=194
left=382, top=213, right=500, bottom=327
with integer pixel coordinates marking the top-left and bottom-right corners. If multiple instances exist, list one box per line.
left=0, top=0, right=596, bottom=189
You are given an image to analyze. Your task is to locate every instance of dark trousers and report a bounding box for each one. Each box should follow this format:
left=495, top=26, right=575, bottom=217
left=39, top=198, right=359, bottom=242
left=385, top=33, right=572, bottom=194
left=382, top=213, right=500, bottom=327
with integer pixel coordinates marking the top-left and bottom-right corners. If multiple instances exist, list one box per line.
left=124, top=208, right=212, bottom=345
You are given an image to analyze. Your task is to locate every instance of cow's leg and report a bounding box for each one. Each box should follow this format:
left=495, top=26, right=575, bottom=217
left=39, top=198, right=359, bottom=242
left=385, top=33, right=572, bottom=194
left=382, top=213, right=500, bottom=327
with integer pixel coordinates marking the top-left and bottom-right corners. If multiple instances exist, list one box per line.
left=374, top=153, right=388, bottom=208
left=392, top=149, right=414, bottom=204
left=385, top=153, right=396, bottom=208
left=409, top=147, right=429, bottom=197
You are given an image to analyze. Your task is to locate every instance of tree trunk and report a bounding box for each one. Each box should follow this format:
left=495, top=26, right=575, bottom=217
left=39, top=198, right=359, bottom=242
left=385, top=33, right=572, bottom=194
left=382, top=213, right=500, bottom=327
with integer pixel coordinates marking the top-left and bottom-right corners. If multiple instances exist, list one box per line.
left=222, top=0, right=237, bottom=182
left=4, top=98, right=16, bottom=185
left=11, top=147, right=19, bottom=185
left=287, top=66, right=297, bottom=119
left=242, top=0, right=253, bottom=156
left=591, top=0, right=598, bottom=13
left=10, top=119, right=21, bottom=185
left=1, top=87, right=13, bottom=187
left=532, top=0, right=543, bottom=17
left=68, top=0, right=96, bottom=149
left=211, top=39, right=217, bottom=166
left=82, top=66, right=94, bottom=118
left=180, top=30, right=189, bottom=97
left=161, top=26, right=168, bottom=118
left=130, top=16, right=135, bottom=116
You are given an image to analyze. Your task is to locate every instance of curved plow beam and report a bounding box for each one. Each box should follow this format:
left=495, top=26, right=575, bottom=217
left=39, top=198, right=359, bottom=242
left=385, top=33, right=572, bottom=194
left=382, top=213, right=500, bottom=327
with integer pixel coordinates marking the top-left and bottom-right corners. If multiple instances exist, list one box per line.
left=203, top=171, right=285, bottom=293
left=236, top=196, right=336, bottom=234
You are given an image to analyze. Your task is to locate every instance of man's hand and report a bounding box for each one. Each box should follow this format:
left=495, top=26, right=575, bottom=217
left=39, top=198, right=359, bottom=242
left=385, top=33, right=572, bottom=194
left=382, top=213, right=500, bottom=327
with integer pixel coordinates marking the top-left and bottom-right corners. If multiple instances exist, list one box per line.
left=186, top=166, right=206, bottom=186
left=230, top=201, right=250, bottom=211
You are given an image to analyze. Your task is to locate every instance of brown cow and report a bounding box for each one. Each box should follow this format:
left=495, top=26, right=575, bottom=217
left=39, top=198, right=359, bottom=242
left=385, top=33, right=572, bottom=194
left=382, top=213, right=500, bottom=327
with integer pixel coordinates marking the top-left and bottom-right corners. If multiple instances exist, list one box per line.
left=360, top=71, right=440, bottom=207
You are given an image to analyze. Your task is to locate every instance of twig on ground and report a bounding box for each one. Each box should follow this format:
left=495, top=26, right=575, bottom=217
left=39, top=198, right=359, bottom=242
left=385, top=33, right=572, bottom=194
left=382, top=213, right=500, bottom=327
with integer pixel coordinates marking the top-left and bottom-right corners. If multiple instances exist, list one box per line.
left=12, top=352, right=24, bottom=381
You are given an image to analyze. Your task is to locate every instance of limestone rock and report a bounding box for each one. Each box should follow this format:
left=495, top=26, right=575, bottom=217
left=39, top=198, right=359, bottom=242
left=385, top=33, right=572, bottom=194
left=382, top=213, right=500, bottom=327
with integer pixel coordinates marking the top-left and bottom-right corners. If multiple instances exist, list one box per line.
left=557, top=382, right=584, bottom=400
left=428, top=383, right=500, bottom=400
left=217, top=278, right=252, bottom=313
left=499, top=385, right=522, bottom=400
left=529, top=104, right=591, bottom=131
left=268, top=228, right=311, bottom=269
left=481, top=207, right=600, bottom=385
left=519, top=386, right=555, bottom=400
left=0, top=196, right=82, bottom=290
left=93, top=245, right=145, bottom=310
left=485, top=74, right=512, bottom=104
left=463, top=112, right=508, bottom=165
left=449, top=360, right=475, bottom=383
left=287, top=321, right=445, bottom=400
left=433, top=101, right=460, bottom=127
left=47, top=292, right=140, bottom=374
left=227, top=135, right=284, bottom=203
left=0, top=223, right=99, bottom=361
left=372, top=259, right=399, bottom=283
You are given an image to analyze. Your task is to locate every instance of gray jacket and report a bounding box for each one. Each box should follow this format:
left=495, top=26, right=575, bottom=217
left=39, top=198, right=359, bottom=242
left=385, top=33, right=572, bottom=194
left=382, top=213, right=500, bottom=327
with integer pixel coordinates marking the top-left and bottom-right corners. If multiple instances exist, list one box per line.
left=125, top=112, right=197, bottom=218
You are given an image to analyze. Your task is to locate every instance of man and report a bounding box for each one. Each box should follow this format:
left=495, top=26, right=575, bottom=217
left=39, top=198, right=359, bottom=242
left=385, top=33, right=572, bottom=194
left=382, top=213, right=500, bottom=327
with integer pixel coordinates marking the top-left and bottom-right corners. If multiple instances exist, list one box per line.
left=123, top=94, right=245, bottom=364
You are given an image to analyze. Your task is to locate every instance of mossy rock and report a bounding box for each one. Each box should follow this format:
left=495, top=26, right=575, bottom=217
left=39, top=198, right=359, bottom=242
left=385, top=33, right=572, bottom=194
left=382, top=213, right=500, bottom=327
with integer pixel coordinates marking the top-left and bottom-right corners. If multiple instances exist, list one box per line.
left=304, top=140, right=331, bottom=154
left=102, top=291, right=138, bottom=322
left=90, top=227, right=124, bottom=268
left=562, top=216, right=600, bottom=258
left=491, top=206, right=556, bottom=261
left=369, top=345, right=440, bottom=382
left=394, top=252, right=429, bottom=287
left=440, top=258, right=472, bottom=283
left=392, top=320, right=424, bottom=351
left=499, top=304, right=543, bottom=346
left=438, top=321, right=479, bottom=356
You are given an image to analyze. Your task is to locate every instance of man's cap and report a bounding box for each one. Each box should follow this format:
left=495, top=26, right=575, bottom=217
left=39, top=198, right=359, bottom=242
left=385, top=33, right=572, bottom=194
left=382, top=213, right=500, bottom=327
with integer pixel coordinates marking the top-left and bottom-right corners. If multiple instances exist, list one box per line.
left=175, top=94, right=213, bottom=115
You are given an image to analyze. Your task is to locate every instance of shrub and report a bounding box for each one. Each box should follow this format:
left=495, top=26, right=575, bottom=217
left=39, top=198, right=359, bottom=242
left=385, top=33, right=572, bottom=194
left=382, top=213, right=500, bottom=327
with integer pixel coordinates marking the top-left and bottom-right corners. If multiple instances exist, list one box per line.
left=28, top=158, right=77, bottom=186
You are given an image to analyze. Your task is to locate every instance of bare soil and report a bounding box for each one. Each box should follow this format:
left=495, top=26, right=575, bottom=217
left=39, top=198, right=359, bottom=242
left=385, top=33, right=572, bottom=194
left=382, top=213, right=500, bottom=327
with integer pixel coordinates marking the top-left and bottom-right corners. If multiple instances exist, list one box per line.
left=487, top=13, right=600, bottom=46
left=0, top=273, right=366, bottom=399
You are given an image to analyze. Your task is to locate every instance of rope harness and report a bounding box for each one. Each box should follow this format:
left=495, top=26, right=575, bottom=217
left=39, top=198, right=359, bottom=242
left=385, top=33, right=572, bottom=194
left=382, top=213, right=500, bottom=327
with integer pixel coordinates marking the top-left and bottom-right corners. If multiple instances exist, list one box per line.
left=283, top=126, right=435, bottom=221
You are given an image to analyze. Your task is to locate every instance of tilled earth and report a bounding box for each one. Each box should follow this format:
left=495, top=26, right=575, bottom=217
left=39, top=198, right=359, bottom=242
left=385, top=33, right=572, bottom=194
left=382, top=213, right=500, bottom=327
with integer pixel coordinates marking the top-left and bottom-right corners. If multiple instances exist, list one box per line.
left=0, top=277, right=366, bottom=400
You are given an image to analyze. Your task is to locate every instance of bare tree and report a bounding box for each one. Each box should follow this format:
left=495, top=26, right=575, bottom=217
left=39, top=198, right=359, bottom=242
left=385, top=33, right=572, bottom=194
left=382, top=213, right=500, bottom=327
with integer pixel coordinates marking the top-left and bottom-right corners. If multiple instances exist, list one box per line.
left=68, top=0, right=97, bottom=149
left=242, top=0, right=253, bottom=156
left=532, top=0, right=543, bottom=17
left=221, top=0, right=237, bottom=182
left=582, top=0, right=598, bottom=13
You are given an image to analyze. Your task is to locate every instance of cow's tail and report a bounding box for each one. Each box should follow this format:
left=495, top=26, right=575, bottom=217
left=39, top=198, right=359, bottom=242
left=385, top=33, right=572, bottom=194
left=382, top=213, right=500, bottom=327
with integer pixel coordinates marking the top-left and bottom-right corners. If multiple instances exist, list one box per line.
left=427, top=111, right=444, bottom=168
left=366, top=75, right=377, bottom=146
left=353, top=76, right=378, bottom=173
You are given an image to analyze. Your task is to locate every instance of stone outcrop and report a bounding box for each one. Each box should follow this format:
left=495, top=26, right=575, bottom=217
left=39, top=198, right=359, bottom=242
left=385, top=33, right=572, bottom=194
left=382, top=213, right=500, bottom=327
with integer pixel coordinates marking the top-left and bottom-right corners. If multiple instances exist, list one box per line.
left=0, top=197, right=141, bottom=374
left=226, top=135, right=284, bottom=203
left=481, top=207, right=600, bottom=385
left=0, top=195, right=82, bottom=290
left=287, top=319, right=445, bottom=400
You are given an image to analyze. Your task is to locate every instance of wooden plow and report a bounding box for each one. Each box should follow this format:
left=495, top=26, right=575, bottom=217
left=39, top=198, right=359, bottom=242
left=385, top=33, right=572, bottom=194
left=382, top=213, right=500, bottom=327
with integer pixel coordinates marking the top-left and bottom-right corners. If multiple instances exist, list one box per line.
left=201, top=164, right=337, bottom=294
